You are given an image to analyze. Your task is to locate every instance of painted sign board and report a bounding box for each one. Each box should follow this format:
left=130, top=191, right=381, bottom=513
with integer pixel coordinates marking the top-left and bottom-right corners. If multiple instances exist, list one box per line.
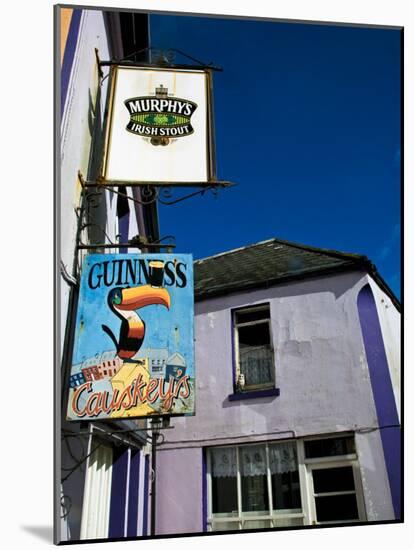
left=66, top=254, right=195, bottom=421
left=101, top=65, right=214, bottom=183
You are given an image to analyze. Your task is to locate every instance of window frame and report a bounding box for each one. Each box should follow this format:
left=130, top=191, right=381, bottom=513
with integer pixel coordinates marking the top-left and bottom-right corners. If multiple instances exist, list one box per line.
left=206, top=440, right=305, bottom=532
left=300, top=434, right=366, bottom=525
left=306, top=459, right=366, bottom=525
left=232, top=303, right=275, bottom=393
left=206, top=434, right=366, bottom=532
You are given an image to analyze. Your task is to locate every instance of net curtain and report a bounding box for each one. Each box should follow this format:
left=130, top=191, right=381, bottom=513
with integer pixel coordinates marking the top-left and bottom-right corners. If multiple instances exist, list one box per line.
left=211, top=443, right=297, bottom=478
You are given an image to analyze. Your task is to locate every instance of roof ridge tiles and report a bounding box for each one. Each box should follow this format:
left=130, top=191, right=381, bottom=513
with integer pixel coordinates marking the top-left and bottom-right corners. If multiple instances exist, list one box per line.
left=195, top=236, right=369, bottom=265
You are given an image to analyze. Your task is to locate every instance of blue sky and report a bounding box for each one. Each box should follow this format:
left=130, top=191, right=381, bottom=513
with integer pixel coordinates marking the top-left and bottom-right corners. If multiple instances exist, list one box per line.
left=150, top=15, right=401, bottom=298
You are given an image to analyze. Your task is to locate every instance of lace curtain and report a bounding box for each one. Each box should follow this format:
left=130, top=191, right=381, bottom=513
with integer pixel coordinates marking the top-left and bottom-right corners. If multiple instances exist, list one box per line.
left=241, top=445, right=267, bottom=476
left=211, top=447, right=237, bottom=478
left=211, top=443, right=297, bottom=478
left=268, top=442, right=297, bottom=474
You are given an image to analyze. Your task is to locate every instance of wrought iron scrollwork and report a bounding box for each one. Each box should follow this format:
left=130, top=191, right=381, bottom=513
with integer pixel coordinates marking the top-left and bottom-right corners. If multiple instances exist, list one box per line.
left=79, top=222, right=115, bottom=245
left=141, top=185, right=159, bottom=205
left=84, top=189, right=103, bottom=209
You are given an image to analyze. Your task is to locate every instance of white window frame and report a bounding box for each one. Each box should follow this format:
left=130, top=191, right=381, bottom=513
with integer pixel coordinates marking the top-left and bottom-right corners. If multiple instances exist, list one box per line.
left=206, top=440, right=304, bottom=532
left=299, top=434, right=366, bottom=525
left=233, top=304, right=275, bottom=391
left=207, top=435, right=366, bottom=531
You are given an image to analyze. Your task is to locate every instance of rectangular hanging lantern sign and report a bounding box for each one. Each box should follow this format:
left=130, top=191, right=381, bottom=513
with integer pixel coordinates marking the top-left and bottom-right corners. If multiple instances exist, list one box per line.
left=101, top=65, right=213, bottom=184
left=66, top=254, right=195, bottom=421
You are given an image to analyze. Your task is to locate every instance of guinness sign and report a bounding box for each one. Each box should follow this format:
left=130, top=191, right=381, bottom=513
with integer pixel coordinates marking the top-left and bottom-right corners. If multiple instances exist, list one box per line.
left=66, top=253, right=195, bottom=421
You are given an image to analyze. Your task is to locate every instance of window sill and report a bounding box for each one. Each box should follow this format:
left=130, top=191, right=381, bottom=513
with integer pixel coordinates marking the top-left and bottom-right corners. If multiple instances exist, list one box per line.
left=228, top=387, right=280, bottom=401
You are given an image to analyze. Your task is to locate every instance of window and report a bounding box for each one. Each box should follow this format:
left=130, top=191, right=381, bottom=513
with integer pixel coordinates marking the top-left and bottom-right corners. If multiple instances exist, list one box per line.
left=304, top=435, right=355, bottom=459
left=303, top=435, right=366, bottom=525
left=207, top=441, right=303, bottom=531
left=233, top=304, right=274, bottom=391
left=206, top=435, right=366, bottom=531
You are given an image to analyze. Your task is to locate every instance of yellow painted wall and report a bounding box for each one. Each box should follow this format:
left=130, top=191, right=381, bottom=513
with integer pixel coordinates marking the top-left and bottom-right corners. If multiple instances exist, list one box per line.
left=60, top=8, right=73, bottom=65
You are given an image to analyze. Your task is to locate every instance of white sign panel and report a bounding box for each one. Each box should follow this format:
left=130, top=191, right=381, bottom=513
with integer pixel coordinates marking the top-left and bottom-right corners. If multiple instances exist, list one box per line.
left=102, top=66, right=211, bottom=183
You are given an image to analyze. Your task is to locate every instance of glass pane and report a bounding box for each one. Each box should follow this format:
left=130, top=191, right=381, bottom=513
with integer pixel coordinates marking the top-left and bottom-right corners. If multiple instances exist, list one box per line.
left=312, top=466, right=355, bottom=494
left=315, top=494, right=359, bottom=522
left=272, top=470, right=302, bottom=510
left=238, top=324, right=273, bottom=387
left=241, top=475, right=269, bottom=512
left=235, top=307, right=269, bottom=324
left=305, top=437, right=355, bottom=459
left=240, top=445, right=269, bottom=513
left=212, top=476, right=238, bottom=514
left=238, top=323, right=270, bottom=347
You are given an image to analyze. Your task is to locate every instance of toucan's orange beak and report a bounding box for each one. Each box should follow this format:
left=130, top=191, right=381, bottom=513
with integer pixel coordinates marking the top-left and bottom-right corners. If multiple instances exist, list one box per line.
left=115, top=285, right=171, bottom=311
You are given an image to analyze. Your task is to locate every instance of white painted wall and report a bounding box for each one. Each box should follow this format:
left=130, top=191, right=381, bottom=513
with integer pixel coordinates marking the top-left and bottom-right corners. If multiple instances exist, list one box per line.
left=369, top=276, right=401, bottom=420
left=60, top=9, right=111, bottom=355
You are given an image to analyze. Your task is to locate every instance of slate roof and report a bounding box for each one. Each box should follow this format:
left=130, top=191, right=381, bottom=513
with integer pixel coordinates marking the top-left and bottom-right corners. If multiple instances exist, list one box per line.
left=194, top=237, right=399, bottom=309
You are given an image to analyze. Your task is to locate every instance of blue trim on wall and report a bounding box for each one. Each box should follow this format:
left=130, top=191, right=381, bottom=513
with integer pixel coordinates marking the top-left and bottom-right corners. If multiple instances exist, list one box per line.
left=202, top=449, right=207, bottom=532
left=61, top=9, right=82, bottom=115
left=108, top=448, right=129, bottom=538
left=230, top=309, right=236, bottom=389
left=228, top=387, right=280, bottom=401
left=357, top=284, right=401, bottom=519
left=230, top=302, right=273, bottom=393
left=142, top=455, right=150, bottom=536
left=127, top=451, right=140, bottom=537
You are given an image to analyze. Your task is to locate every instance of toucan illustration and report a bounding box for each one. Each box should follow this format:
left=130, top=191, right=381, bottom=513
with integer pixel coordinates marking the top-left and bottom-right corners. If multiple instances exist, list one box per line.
left=102, top=284, right=171, bottom=361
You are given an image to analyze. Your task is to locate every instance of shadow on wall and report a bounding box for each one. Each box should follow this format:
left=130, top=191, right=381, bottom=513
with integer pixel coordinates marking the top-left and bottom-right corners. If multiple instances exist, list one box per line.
left=85, top=84, right=109, bottom=246
left=221, top=394, right=279, bottom=409
left=196, top=270, right=367, bottom=315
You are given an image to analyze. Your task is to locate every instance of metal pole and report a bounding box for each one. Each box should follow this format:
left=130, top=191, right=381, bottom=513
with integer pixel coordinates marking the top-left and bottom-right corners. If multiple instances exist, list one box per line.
left=150, top=423, right=158, bottom=536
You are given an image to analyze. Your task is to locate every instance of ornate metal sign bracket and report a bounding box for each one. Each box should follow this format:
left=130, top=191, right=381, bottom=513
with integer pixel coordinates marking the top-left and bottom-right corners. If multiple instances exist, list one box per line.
left=78, top=171, right=235, bottom=208
left=98, top=46, right=223, bottom=72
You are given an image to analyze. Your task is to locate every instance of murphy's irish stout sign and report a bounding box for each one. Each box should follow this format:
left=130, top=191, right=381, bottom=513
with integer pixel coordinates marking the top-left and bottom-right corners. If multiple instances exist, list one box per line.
left=125, top=84, right=198, bottom=141
left=67, top=254, right=195, bottom=421
left=102, top=66, right=212, bottom=183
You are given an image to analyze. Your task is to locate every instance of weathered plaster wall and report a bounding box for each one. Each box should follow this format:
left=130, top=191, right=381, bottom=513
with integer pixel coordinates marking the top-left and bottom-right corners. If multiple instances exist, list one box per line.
left=356, top=430, right=394, bottom=522
left=156, top=448, right=203, bottom=535
left=165, top=270, right=377, bottom=445
left=156, top=270, right=396, bottom=533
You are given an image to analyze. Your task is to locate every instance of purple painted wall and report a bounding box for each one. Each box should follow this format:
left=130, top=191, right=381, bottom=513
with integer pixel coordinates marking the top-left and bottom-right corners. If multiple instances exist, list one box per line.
left=156, top=448, right=203, bottom=535
left=156, top=270, right=398, bottom=534
left=357, top=284, right=401, bottom=519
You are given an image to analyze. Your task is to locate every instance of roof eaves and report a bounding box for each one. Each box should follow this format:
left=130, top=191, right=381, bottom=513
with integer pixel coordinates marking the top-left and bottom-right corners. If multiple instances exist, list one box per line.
left=365, top=262, right=401, bottom=312
left=195, top=259, right=368, bottom=301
